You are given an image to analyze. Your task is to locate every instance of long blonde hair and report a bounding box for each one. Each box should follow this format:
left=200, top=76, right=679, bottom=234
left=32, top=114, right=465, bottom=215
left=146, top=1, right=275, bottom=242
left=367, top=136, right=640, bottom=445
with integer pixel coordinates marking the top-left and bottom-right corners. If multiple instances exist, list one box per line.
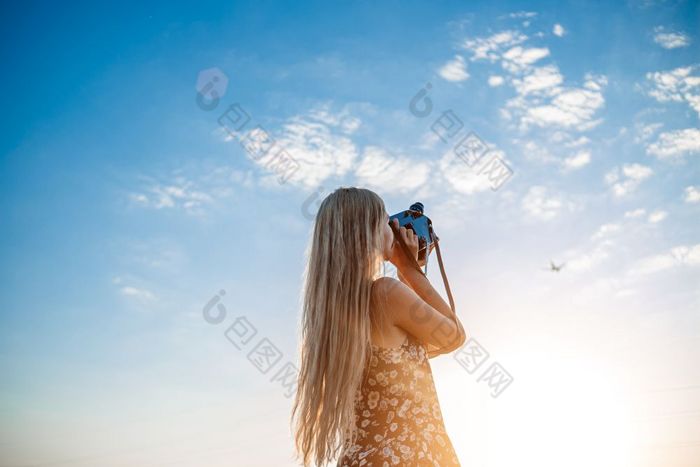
left=291, top=187, right=388, bottom=466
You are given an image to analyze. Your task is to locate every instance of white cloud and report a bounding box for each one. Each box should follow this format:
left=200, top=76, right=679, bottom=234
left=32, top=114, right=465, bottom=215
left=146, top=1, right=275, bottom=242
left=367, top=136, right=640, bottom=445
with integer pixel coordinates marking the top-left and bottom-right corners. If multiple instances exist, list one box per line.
left=488, top=75, right=505, bottom=87
left=653, top=26, right=690, bottom=49
left=501, top=46, right=550, bottom=73
left=416, top=131, right=442, bottom=150
left=623, top=163, right=654, bottom=180
left=518, top=139, right=558, bottom=164
left=561, top=135, right=591, bottom=147
left=461, top=30, right=528, bottom=61
left=629, top=244, right=700, bottom=276
left=633, top=122, right=663, bottom=143
left=523, top=85, right=606, bottom=130
left=562, top=150, right=591, bottom=171
left=511, top=64, right=563, bottom=95
left=462, top=29, right=607, bottom=133
left=604, top=163, right=653, bottom=197
left=128, top=164, right=262, bottom=216
left=561, top=206, right=689, bottom=280
left=646, top=128, right=700, bottom=160
left=684, top=186, right=700, bottom=203
left=591, top=222, right=621, bottom=240
left=630, top=253, right=678, bottom=275
left=308, top=105, right=361, bottom=134
left=239, top=104, right=360, bottom=188
left=129, top=177, right=214, bottom=213
left=624, top=208, right=646, bottom=218
left=516, top=137, right=591, bottom=171
left=120, top=286, right=156, bottom=302
left=505, top=72, right=607, bottom=132
left=451, top=28, right=638, bottom=211
left=353, top=146, right=430, bottom=194
left=521, top=185, right=575, bottom=220
left=566, top=245, right=611, bottom=272
left=564, top=207, right=667, bottom=274
left=647, top=210, right=668, bottom=223
left=459, top=26, right=612, bottom=145
left=439, top=55, right=470, bottom=82
left=646, top=65, right=700, bottom=117
left=507, top=11, right=537, bottom=19
left=564, top=233, right=620, bottom=272
left=437, top=147, right=495, bottom=195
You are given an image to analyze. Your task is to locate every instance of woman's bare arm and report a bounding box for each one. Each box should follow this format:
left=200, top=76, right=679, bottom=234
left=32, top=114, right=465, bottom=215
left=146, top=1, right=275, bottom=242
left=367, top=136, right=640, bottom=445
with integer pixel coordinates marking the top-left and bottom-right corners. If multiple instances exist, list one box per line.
left=386, top=221, right=465, bottom=355
left=398, top=266, right=467, bottom=354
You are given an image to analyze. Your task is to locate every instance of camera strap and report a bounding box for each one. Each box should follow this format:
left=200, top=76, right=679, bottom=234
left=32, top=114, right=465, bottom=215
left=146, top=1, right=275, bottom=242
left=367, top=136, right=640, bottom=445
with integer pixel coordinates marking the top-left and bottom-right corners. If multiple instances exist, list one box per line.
left=432, top=230, right=456, bottom=315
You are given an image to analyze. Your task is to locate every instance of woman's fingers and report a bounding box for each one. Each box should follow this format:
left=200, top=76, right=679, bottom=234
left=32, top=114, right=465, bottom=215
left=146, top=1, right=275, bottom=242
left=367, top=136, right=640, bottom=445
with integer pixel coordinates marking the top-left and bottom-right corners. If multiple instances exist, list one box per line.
left=403, top=228, right=415, bottom=245
left=391, top=219, right=418, bottom=251
left=402, top=229, right=418, bottom=256
left=406, top=229, right=417, bottom=243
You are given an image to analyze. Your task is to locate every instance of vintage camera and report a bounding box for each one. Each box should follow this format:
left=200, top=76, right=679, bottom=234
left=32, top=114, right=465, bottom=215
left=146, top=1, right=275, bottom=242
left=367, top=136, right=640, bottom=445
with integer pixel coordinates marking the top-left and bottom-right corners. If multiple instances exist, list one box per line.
left=388, top=202, right=437, bottom=269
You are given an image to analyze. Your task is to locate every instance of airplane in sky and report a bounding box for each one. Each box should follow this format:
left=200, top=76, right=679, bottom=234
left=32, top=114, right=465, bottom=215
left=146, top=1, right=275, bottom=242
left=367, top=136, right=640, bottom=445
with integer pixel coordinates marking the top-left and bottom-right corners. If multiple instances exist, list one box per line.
left=547, top=260, right=566, bottom=272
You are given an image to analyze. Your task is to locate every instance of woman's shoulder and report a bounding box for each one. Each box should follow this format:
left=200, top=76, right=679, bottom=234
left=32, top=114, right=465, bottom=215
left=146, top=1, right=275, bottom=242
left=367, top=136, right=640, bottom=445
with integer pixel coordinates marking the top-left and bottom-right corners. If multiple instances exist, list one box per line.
left=369, top=277, right=412, bottom=348
left=370, top=277, right=406, bottom=315
left=371, top=276, right=402, bottom=293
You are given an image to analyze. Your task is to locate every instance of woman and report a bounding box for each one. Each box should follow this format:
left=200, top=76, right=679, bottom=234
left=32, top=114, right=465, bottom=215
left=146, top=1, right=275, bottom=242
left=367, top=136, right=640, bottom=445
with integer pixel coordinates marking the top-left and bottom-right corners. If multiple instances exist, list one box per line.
left=292, top=187, right=467, bottom=466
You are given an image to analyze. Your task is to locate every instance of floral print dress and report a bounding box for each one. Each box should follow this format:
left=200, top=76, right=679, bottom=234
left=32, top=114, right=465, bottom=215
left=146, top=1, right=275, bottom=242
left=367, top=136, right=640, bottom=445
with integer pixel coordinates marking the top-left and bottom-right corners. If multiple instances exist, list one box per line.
left=336, top=333, right=461, bottom=466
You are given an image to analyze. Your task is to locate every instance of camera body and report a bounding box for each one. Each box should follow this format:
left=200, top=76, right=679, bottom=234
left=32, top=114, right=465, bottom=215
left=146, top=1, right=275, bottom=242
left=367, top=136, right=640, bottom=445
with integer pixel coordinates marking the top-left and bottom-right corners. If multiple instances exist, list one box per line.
left=388, top=202, right=436, bottom=264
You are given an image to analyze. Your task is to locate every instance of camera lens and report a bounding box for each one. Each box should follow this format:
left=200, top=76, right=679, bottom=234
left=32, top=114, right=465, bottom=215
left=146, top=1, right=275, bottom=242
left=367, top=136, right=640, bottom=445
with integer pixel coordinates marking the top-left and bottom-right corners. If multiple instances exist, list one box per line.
left=409, top=202, right=424, bottom=214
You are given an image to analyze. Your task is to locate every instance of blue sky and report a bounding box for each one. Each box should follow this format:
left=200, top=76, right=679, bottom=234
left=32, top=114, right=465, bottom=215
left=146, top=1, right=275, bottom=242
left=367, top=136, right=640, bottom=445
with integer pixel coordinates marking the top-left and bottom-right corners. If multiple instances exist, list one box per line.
left=1, top=1, right=699, bottom=465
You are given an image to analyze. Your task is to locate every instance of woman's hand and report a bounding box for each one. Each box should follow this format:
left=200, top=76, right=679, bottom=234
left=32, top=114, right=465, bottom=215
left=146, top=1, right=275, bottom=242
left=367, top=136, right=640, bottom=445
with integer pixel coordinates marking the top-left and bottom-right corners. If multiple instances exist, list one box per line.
left=388, top=218, right=420, bottom=273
